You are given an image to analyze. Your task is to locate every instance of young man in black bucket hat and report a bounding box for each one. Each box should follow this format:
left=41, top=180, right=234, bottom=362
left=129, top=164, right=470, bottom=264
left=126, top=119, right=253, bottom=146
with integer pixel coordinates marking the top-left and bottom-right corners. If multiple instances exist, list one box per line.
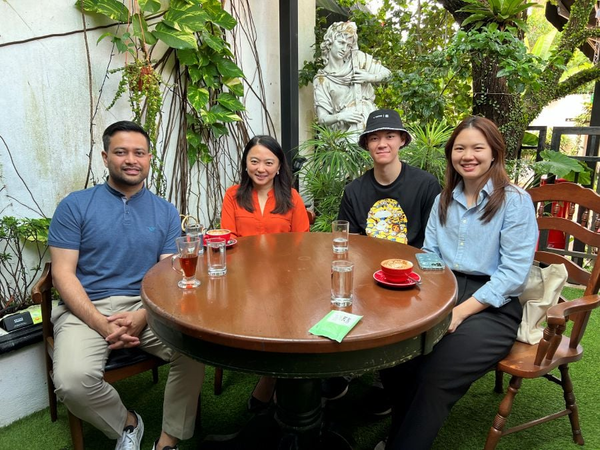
left=340, top=108, right=440, bottom=247
left=322, top=109, right=441, bottom=416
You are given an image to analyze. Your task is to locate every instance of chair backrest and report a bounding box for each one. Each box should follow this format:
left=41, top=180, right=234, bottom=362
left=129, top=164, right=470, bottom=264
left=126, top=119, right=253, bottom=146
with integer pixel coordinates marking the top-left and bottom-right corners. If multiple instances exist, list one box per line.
left=527, top=182, right=600, bottom=349
left=32, top=262, right=55, bottom=350
left=306, top=208, right=316, bottom=225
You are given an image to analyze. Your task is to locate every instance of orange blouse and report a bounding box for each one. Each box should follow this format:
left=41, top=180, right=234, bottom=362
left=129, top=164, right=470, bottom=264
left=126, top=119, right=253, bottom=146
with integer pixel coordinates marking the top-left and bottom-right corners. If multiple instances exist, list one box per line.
left=221, top=185, right=310, bottom=238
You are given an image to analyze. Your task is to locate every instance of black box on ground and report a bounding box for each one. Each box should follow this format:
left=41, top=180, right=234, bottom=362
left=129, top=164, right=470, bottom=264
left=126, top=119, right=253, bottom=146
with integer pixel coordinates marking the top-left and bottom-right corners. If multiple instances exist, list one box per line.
left=1, top=311, right=34, bottom=332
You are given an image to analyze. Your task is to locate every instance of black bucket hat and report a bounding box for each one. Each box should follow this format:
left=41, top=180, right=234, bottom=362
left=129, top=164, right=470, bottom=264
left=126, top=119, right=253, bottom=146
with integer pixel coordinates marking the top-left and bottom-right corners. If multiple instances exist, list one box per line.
left=358, top=109, right=412, bottom=150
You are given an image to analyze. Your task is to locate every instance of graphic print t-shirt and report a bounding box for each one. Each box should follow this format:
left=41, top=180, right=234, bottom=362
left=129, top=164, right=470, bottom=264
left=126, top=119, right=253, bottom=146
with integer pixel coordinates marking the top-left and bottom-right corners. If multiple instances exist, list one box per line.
left=337, top=164, right=441, bottom=248
left=365, top=198, right=408, bottom=243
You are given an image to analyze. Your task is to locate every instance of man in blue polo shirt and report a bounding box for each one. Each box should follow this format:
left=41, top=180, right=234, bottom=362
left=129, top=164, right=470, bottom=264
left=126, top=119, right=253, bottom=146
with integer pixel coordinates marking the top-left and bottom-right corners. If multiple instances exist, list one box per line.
left=48, top=121, right=204, bottom=450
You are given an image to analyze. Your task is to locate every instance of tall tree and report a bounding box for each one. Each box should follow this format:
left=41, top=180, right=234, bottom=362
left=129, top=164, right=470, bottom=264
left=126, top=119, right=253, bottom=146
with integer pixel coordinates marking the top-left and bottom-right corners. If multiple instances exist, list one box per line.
left=305, top=1, right=600, bottom=158
left=441, top=0, right=600, bottom=157
left=347, top=1, right=472, bottom=125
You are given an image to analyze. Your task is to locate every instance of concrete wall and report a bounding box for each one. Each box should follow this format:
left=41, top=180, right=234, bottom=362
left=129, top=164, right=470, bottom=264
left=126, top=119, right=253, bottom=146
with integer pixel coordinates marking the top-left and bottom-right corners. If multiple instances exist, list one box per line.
left=0, top=0, right=315, bottom=221
left=0, top=343, right=47, bottom=427
left=0, top=1, right=121, bottom=218
left=0, top=0, right=315, bottom=426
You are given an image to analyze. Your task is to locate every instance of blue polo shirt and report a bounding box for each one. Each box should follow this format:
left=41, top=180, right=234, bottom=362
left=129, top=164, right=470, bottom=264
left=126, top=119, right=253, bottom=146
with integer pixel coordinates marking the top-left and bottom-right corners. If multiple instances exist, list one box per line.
left=48, top=183, right=181, bottom=300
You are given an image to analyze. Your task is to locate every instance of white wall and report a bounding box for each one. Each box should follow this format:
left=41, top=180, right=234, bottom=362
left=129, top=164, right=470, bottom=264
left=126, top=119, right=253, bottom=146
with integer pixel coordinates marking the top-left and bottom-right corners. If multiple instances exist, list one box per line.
left=225, top=0, right=315, bottom=153
left=0, top=0, right=316, bottom=222
left=0, top=0, right=315, bottom=423
left=0, top=1, right=123, bottom=218
left=0, top=343, right=47, bottom=427
left=531, top=94, right=589, bottom=127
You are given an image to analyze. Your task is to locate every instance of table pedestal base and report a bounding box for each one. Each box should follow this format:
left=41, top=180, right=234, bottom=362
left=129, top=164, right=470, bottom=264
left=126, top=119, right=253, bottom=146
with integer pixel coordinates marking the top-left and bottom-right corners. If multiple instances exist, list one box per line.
left=200, top=379, right=352, bottom=450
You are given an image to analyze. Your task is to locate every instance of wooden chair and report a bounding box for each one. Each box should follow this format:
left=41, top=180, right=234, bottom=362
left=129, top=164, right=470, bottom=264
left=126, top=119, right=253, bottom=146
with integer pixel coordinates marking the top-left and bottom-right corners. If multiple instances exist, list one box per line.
left=485, top=182, right=600, bottom=449
left=32, top=262, right=166, bottom=450
left=212, top=207, right=316, bottom=395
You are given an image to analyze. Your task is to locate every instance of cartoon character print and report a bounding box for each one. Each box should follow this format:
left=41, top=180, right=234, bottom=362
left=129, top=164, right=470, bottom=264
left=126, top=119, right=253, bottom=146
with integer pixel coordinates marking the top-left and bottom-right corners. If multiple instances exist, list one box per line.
left=365, top=198, right=408, bottom=243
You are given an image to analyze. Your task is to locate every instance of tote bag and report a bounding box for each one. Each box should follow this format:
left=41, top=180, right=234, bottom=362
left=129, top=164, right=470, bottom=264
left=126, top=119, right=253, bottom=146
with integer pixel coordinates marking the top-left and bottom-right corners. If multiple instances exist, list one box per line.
left=517, top=264, right=568, bottom=345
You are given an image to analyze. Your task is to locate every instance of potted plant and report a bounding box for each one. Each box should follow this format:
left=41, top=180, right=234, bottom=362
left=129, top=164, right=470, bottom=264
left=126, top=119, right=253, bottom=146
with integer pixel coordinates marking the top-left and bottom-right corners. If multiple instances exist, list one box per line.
left=297, top=124, right=372, bottom=232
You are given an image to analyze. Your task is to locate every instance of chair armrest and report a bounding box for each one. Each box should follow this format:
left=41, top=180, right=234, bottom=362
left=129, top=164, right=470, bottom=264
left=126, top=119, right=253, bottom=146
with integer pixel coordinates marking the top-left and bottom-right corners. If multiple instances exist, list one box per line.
left=546, top=294, right=600, bottom=325
left=31, top=262, right=52, bottom=305
left=306, top=209, right=316, bottom=225
left=534, top=294, right=600, bottom=364
left=31, top=262, right=55, bottom=343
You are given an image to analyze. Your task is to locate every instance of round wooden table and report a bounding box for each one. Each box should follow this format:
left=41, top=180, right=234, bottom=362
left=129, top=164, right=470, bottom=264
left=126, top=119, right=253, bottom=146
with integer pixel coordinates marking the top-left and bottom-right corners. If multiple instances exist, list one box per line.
left=141, top=232, right=457, bottom=449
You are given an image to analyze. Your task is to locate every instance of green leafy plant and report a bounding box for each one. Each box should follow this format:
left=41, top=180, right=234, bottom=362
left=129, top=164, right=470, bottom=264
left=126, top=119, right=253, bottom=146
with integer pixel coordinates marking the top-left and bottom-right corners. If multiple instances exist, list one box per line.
left=0, top=217, right=51, bottom=318
left=297, top=124, right=372, bottom=232
left=78, top=0, right=245, bottom=198
left=108, top=61, right=162, bottom=141
left=303, top=1, right=600, bottom=161
left=533, top=150, right=592, bottom=185
left=402, top=120, right=453, bottom=186
left=509, top=149, right=593, bottom=188
left=458, top=0, right=539, bottom=32
left=449, top=25, right=545, bottom=94
left=300, top=2, right=470, bottom=126
left=440, top=0, right=600, bottom=158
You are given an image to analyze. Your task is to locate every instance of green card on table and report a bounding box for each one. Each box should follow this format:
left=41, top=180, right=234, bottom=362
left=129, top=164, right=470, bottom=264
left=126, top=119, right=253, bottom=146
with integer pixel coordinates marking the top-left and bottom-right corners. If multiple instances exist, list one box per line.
left=309, top=310, right=363, bottom=343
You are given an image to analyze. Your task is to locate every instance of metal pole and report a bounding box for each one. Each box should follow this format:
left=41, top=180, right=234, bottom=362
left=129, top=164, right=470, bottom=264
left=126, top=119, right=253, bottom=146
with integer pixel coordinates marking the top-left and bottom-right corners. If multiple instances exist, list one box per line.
left=279, top=0, right=299, bottom=168
left=584, top=81, right=600, bottom=188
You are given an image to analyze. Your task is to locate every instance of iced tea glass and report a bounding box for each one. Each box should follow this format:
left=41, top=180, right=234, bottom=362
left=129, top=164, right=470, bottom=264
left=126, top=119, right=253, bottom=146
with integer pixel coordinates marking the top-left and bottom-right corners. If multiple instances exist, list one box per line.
left=172, top=236, right=201, bottom=288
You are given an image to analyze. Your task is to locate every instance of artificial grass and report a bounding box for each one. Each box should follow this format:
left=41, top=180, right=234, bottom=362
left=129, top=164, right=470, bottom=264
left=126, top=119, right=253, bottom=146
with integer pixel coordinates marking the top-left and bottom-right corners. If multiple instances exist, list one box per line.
left=2, top=286, right=598, bottom=450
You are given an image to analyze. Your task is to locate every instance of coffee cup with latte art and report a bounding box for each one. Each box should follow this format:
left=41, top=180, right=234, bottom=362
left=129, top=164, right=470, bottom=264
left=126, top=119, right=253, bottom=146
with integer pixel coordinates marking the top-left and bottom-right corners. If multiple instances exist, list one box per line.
left=380, top=258, right=413, bottom=283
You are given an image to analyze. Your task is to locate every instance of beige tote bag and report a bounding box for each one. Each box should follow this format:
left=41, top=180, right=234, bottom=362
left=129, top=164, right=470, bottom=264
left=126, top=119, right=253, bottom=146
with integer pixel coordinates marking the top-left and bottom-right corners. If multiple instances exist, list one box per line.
left=517, top=264, right=568, bottom=344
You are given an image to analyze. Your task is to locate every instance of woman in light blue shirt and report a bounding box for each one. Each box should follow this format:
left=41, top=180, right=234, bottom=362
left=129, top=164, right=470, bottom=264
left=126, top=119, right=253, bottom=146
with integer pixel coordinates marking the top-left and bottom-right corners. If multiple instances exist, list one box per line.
left=380, top=116, right=538, bottom=450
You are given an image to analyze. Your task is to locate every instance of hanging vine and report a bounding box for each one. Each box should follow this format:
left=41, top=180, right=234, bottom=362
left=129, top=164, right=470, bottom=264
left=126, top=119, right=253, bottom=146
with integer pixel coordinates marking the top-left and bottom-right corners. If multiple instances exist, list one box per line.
left=78, top=0, right=262, bottom=219
left=0, top=0, right=274, bottom=314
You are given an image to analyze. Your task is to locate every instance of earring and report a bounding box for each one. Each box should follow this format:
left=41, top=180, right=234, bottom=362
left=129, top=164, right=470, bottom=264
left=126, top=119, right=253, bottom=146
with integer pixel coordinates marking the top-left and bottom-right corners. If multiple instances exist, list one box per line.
left=277, top=171, right=280, bottom=175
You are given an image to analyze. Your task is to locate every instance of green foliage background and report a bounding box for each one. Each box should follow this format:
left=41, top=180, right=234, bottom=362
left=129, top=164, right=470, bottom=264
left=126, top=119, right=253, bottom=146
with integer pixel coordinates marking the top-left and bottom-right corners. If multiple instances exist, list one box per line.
left=302, top=0, right=599, bottom=159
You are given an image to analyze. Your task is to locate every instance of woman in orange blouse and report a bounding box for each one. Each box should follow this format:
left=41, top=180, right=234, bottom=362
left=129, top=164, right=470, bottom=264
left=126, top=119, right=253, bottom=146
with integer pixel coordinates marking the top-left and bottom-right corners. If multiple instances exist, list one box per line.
left=221, top=135, right=310, bottom=237
left=221, top=135, right=309, bottom=411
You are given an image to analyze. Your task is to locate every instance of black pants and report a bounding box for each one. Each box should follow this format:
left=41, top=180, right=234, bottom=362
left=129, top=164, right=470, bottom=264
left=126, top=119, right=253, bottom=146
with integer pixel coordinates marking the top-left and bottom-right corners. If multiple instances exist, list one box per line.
left=380, top=272, right=522, bottom=450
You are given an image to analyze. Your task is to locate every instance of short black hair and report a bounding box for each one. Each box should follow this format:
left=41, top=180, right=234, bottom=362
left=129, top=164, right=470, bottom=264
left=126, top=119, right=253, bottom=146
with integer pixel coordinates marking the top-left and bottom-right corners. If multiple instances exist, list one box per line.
left=102, top=121, right=151, bottom=152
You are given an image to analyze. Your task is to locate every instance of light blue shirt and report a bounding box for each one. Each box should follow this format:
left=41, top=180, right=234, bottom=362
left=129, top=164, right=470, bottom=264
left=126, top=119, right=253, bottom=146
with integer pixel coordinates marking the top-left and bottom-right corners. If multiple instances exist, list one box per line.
left=423, top=179, right=538, bottom=308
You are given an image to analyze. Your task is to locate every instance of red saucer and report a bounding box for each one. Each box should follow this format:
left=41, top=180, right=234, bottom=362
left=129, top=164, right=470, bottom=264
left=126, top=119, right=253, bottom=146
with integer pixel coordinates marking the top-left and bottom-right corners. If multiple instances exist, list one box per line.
left=204, top=238, right=237, bottom=248
left=373, top=270, right=421, bottom=288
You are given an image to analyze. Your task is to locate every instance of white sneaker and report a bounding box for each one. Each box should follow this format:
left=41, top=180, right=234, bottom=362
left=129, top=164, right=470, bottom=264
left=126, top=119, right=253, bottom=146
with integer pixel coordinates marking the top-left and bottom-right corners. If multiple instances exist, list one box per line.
left=374, top=439, right=387, bottom=450
left=115, top=411, right=144, bottom=450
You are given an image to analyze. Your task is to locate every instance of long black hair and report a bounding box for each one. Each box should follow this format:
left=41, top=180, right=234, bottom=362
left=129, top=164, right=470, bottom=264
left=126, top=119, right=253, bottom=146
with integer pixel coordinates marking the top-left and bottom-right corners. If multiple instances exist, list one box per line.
left=235, top=135, right=294, bottom=214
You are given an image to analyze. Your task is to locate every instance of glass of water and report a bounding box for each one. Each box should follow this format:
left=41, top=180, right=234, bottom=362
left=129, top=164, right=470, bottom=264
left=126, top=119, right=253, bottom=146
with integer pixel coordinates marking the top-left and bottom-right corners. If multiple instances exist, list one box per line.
left=185, top=221, right=204, bottom=254
left=331, top=260, right=354, bottom=307
left=207, top=238, right=227, bottom=276
left=332, top=220, right=349, bottom=254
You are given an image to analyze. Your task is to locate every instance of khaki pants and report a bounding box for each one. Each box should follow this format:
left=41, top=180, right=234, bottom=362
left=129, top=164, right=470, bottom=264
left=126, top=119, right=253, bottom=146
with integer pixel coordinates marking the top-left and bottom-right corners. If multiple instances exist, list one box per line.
left=51, top=296, right=205, bottom=440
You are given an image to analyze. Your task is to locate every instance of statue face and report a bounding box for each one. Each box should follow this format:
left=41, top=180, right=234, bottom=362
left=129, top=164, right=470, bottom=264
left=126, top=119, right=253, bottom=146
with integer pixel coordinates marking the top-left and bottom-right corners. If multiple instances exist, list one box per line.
left=330, top=33, right=354, bottom=60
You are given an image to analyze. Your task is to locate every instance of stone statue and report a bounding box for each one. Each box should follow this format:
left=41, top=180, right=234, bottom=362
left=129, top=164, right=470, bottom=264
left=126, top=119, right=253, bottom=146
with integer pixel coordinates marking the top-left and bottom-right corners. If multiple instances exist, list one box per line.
left=313, top=22, right=391, bottom=134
